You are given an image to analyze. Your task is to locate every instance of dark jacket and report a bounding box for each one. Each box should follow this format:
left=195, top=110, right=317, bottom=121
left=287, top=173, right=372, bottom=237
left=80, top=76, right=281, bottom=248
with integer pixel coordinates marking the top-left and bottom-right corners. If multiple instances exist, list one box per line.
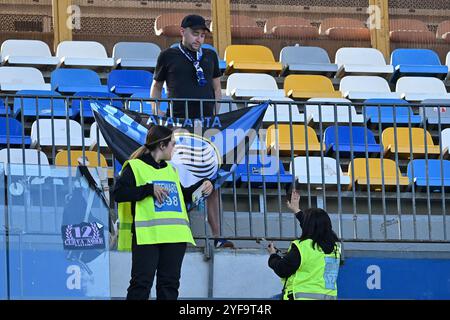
left=268, top=211, right=304, bottom=278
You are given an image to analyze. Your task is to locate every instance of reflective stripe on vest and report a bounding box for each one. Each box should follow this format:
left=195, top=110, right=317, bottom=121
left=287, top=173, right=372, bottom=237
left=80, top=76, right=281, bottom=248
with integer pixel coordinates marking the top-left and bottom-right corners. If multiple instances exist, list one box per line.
left=294, top=292, right=337, bottom=300
left=135, top=218, right=190, bottom=228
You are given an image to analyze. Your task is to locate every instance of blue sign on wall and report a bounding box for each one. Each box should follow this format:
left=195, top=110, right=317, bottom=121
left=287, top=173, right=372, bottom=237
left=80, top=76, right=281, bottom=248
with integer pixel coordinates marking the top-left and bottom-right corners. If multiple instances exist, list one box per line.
left=338, top=257, right=450, bottom=299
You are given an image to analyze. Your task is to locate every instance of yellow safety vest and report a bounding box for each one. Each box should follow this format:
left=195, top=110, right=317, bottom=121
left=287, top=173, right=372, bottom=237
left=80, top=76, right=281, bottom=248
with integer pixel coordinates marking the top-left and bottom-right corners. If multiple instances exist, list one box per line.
left=117, top=159, right=195, bottom=251
left=282, top=239, right=340, bottom=300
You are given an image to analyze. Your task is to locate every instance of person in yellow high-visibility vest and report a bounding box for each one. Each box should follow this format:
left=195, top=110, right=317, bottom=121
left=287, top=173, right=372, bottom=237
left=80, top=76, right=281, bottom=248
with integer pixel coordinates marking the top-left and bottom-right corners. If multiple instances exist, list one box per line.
left=267, top=188, right=341, bottom=300
left=113, top=125, right=213, bottom=300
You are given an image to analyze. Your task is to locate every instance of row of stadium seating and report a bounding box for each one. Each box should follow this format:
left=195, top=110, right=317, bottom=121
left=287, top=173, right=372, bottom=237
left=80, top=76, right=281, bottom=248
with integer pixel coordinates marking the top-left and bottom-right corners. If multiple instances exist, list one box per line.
left=1, top=67, right=450, bottom=103
left=264, top=125, right=449, bottom=158
left=5, top=95, right=450, bottom=127
left=2, top=39, right=450, bottom=81
left=227, top=74, right=450, bottom=101
left=2, top=146, right=449, bottom=192
left=229, top=154, right=450, bottom=191
left=1, top=117, right=449, bottom=159
left=156, top=14, right=450, bottom=43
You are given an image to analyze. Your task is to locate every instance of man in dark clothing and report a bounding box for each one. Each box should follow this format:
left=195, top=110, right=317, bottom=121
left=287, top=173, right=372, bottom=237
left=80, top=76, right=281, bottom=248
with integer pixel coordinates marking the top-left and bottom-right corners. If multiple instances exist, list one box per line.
left=150, top=14, right=233, bottom=248
left=151, top=14, right=222, bottom=118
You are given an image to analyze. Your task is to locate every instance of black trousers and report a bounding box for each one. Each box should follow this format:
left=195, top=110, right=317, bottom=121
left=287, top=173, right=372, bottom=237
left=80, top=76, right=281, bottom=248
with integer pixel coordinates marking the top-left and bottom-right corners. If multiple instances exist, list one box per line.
left=126, top=233, right=187, bottom=300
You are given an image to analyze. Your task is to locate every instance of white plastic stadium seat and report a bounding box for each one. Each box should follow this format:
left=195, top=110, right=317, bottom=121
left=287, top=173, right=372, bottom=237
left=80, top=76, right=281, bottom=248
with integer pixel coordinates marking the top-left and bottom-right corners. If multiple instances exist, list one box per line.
left=250, top=97, right=305, bottom=123
left=225, top=73, right=285, bottom=99
left=0, top=148, right=50, bottom=176
left=1, top=40, right=59, bottom=67
left=56, top=41, right=114, bottom=68
left=113, top=42, right=161, bottom=69
left=30, top=119, right=90, bottom=148
left=289, top=156, right=350, bottom=186
left=0, top=67, right=51, bottom=91
left=396, top=77, right=450, bottom=101
left=339, top=76, right=401, bottom=100
left=335, top=48, right=393, bottom=78
left=305, top=98, right=364, bottom=124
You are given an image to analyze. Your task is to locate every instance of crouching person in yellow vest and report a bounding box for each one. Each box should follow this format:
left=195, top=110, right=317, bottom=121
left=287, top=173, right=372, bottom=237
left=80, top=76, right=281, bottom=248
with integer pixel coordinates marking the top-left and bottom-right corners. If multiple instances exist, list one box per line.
left=268, top=188, right=341, bottom=300
left=113, top=125, right=214, bottom=300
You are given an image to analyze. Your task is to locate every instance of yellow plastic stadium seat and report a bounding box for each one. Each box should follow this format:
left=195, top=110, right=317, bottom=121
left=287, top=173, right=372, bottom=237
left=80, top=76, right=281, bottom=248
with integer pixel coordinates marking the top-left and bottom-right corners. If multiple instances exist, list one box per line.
left=55, top=150, right=112, bottom=178
left=266, top=124, right=324, bottom=156
left=382, top=127, right=441, bottom=159
left=348, top=158, right=409, bottom=191
left=284, top=75, right=342, bottom=99
left=224, top=45, right=282, bottom=75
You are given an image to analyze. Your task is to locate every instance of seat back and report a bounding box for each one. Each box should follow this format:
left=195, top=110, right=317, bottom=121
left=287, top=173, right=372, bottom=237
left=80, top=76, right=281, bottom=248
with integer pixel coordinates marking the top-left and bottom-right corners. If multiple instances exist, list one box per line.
left=290, top=156, right=344, bottom=179
left=284, top=75, right=336, bottom=95
left=1, top=40, right=53, bottom=59
left=364, top=98, right=413, bottom=122
left=319, top=18, right=370, bottom=40
left=407, top=159, right=450, bottom=182
left=226, top=73, right=278, bottom=95
left=56, top=41, right=108, bottom=59
left=396, top=77, right=447, bottom=95
left=280, top=46, right=332, bottom=66
left=266, top=124, right=320, bottom=149
left=72, top=91, right=122, bottom=118
left=0, top=117, right=26, bottom=137
left=55, top=150, right=108, bottom=167
left=0, top=66, right=46, bottom=86
left=324, top=125, right=377, bottom=146
left=0, top=148, right=49, bottom=165
left=13, top=90, right=66, bottom=117
left=112, top=42, right=161, bottom=61
left=391, top=49, right=442, bottom=67
left=107, top=70, right=153, bottom=91
left=51, top=69, right=102, bottom=90
left=235, top=154, right=285, bottom=177
left=349, top=158, right=403, bottom=181
left=250, top=97, right=303, bottom=123
left=335, top=47, right=387, bottom=66
left=306, top=98, right=360, bottom=123
left=30, top=119, right=85, bottom=147
left=420, top=99, right=450, bottom=123
left=340, top=76, right=391, bottom=93
left=224, top=45, right=276, bottom=64
left=382, top=127, right=436, bottom=149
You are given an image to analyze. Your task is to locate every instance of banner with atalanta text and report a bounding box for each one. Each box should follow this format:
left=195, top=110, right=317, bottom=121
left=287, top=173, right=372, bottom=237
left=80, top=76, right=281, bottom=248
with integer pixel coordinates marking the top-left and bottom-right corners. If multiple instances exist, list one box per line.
left=91, top=101, right=269, bottom=189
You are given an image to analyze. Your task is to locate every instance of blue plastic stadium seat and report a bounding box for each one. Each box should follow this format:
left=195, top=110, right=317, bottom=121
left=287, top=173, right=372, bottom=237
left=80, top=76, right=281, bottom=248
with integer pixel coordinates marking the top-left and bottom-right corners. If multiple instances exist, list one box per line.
left=51, top=69, right=108, bottom=93
left=72, top=91, right=123, bottom=118
left=324, top=125, right=383, bottom=154
left=407, top=159, right=450, bottom=191
left=13, top=90, right=78, bottom=119
left=107, top=70, right=153, bottom=95
left=128, top=88, right=168, bottom=114
left=0, top=97, right=7, bottom=115
left=390, top=49, right=449, bottom=82
left=170, top=43, right=226, bottom=71
left=227, top=154, right=293, bottom=186
left=0, top=117, right=31, bottom=146
left=364, top=98, right=422, bottom=125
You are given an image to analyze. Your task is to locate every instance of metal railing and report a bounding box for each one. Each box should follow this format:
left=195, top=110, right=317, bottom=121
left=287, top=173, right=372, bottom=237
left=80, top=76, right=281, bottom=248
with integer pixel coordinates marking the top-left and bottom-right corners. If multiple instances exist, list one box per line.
left=0, top=94, right=449, bottom=243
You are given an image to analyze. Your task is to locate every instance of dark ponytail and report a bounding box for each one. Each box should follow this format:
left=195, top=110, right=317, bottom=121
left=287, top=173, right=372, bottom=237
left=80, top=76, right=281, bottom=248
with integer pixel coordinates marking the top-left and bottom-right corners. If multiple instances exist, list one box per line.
left=129, top=125, right=173, bottom=160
